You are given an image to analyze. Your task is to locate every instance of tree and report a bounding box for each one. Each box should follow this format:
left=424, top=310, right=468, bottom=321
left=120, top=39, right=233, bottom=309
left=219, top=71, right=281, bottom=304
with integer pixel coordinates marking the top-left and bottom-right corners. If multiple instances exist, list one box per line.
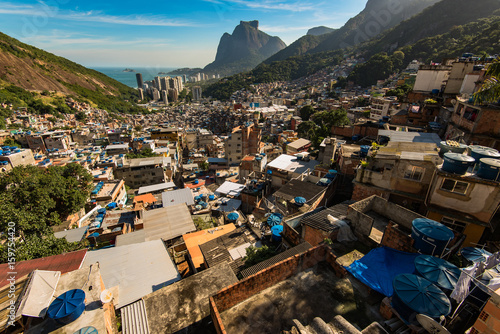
left=0, top=164, right=93, bottom=237
left=300, top=105, right=315, bottom=121
left=474, top=61, right=500, bottom=105
left=297, top=121, right=317, bottom=139
left=75, top=111, right=87, bottom=122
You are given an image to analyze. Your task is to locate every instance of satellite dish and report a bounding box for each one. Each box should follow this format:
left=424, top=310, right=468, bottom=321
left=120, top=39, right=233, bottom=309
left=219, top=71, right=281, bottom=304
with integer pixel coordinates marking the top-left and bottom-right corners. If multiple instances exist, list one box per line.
left=416, top=314, right=451, bottom=334
left=100, top=289, right=113, bottom=304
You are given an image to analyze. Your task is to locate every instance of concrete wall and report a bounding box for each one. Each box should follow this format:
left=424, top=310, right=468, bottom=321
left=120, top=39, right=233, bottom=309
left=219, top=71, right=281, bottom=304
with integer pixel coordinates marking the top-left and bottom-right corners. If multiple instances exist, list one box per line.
left=282, top=222, right=302, bottom=246
left=209, top=245, right=347, bottom=334
left=414, top=69, right=450, bottom=92
left=428, top=172, right=500, bottom=224
left=351, top=182, right=389, bottom=202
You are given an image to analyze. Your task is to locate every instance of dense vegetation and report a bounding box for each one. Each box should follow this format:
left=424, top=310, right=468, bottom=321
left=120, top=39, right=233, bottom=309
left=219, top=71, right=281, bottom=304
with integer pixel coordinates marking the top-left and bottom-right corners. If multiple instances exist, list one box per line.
left=205, top=50, right=343, bottom=100
left=297, top=107, right=350, bottom=148
left=0, top=164, right=93, bottom=262
left=125, top=148, right=159, bottom=159
left=0, top=32, right=147, bottom=113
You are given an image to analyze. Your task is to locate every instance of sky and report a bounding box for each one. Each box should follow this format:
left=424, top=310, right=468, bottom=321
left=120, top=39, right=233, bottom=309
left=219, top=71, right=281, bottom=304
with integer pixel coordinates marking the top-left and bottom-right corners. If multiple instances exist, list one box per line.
left=0, top=0, right=368, bottom=68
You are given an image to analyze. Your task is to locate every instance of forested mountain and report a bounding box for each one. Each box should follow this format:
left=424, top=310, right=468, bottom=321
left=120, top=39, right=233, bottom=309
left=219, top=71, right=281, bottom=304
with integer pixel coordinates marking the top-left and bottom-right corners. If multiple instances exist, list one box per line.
left=266, top=0, right=440, bottom=63
left=0, top=32, right=145, bottom=113
left=205, top=13, right=500, bottom=99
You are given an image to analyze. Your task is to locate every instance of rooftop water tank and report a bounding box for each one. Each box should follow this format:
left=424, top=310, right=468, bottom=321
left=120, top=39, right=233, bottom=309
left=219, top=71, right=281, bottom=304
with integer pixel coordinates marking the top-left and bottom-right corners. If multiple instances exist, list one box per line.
left=271, top=225, right=284, bottom=243
left=267, top=213, right=283, bottom=227
left=442, top=152, right=475, bottom=175
left=47, top=289, right=86, bottom=325
left=392, top=274, right=451, bottom=323
left=439, top=141, right=468, bottom=157
left=470, top=146, right=500, bottom=166
left=209, top=195, right=215, bottom=201
left=411, top=218, right=454, bottom=256
left=294, top=197, right=306, bottom=207
left=460, top=247, right=492, bottom=264
left=227, top=212, right=239, bottom=221
left=360, top=145, right=370, bottom=157
left=477, top=158, right=500, bottom=181
left=414, top=255, right=461, bottom=292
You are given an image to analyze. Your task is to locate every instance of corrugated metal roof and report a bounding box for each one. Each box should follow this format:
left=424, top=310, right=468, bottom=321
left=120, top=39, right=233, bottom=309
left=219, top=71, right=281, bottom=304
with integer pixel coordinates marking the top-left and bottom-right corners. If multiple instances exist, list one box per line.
left=115, top=229, right=147, bottom=247
left=83, top=239, right=181, bottom=309
left=0, top=249, right=87, bottom=289
left=138, top=182, right=175, bottom=194
left=240, top=242, right=313, bottom=279
left=161, top=188, right=194, bottom=207
left=287, top=138, right=311, bottom=149
left=121, top=299, right=150, bottom=334
left=143, top=203, right=196, bottom=241
left=267, top=154, right=319, bottom=174
left=215, top=181, right=245, bottom=197
left=273, top=179, right=326, bottom=202
left=54, top=226, right=87, bottom=243
left=378, top=130, right=441, bottom=144
left=300, top=204, right=350, bottom=232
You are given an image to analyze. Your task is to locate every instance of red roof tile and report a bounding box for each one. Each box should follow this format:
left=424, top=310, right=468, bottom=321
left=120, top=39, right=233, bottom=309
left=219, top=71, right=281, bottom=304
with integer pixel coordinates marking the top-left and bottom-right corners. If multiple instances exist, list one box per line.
left=0, top=249, right=87, bottom=288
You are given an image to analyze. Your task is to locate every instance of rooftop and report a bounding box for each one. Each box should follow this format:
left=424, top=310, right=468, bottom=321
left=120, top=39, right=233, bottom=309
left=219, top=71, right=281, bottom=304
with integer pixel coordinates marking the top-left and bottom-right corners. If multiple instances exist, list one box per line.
left=287, top=138, right=311, bottom=149
left=301, top=204, right=350, bottom=232
left=142, top=203, right=197, bottom=241
left=215, top=181, right=245, bottom=197
left=267, top=154, right=320, bottom=174
left=273, top=179, right=326, bottom=203
left=183, top=224, right=237, bottom=269
left=137, top=181, right=176, bottom=194
left=378, top=130, right=441, bottom=145
left=139, top=263, right=238, bottom=334
left=83, top=239, right=181, bottom=309
left=217, top=255, right=382, bottom=333
left=161, top=188, right=195, bottom=207
left=0, top=249, right=87, bottom=289
left=199, top=225, right=259, bottom=276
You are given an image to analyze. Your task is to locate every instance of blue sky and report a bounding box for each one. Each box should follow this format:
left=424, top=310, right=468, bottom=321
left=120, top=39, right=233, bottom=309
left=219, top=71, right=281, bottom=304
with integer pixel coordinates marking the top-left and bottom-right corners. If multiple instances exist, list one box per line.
left=0, top=0, right=367, bottom=68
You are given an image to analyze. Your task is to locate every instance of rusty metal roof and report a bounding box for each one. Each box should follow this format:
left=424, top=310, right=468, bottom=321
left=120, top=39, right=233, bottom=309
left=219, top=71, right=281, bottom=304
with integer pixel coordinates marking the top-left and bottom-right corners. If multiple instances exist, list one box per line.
left=0, top=249, right=87, bottom=289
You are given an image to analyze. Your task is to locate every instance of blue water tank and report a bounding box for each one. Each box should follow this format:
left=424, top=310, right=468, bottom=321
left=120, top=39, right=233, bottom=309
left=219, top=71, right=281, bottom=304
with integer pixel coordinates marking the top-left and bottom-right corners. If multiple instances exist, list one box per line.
left=431, top=89, right=440, bottom=95
left=411, top=218, right=454, bottom=256
left=392, top=274, right=451, bottom=323
left=414, top=255, right=461, bottom=292
left=477, top=158, right=500, bottom=181
left=442, top=152, right=475, bottom=175
left=360, top=145, right=370, bottom=157
left=227, top=212, right=239, bottom=221
left=209, top=195, right=215, bottom=201
left=271, top=225, right=284, bottom=243
left=294, top=197, right=306, bottom=206
left=47, top=289, right=86, bottom=325
left=470, top=146, right=500, bottom=166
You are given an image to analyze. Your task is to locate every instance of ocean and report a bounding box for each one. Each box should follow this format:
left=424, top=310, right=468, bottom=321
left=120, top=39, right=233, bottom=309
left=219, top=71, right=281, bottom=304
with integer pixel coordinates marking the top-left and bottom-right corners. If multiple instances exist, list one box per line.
left=91, top=67, right=184, bottom=88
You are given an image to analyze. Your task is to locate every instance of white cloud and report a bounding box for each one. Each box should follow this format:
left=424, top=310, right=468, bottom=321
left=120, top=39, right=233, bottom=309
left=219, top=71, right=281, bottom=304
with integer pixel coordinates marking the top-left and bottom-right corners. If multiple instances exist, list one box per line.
left=202, top=0, right=316, bottom=12
left=0, top=2, right=199, bottom=27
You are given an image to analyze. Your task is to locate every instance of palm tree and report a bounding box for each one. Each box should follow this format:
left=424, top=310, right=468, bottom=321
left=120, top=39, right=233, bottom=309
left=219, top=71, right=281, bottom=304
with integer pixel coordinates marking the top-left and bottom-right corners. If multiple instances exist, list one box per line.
left=474, top=61, right=500, bottom=105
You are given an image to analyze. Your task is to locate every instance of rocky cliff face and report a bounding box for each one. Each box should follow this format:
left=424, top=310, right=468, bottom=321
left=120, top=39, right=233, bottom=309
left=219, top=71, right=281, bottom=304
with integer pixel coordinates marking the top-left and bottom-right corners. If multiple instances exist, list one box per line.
left=204, top=20, right=286, bottom=76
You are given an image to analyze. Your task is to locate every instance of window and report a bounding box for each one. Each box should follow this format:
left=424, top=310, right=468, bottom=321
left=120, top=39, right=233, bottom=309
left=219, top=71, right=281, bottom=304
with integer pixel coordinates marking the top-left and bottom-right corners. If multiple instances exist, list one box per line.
left=404, top=166, right=425, bottom=181
left=441, top=217, right=466, bottom=234
left=440, top=178, right=469, bottom=194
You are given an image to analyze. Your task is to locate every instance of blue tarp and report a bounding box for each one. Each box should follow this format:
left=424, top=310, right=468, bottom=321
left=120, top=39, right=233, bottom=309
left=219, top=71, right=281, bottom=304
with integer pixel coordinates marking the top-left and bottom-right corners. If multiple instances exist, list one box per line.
left=345, top=247, right=420, bottom=297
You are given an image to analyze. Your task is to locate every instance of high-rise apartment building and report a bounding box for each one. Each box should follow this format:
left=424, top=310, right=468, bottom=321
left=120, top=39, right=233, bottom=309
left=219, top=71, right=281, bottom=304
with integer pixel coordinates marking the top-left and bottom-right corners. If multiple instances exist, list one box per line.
left=136, top=73, right=143, bottom=89
left=192, top=86, right=202, bottom=101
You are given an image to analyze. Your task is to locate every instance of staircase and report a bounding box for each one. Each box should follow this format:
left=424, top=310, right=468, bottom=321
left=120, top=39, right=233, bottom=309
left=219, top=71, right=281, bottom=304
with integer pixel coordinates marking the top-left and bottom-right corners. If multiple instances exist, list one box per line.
left=289, top=315, right=388, bottom=334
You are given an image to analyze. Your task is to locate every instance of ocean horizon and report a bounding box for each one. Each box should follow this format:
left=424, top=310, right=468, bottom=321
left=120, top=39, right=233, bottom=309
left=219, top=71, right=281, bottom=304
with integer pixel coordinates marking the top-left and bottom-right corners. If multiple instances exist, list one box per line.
left=91, top=67, right=187, bottom=88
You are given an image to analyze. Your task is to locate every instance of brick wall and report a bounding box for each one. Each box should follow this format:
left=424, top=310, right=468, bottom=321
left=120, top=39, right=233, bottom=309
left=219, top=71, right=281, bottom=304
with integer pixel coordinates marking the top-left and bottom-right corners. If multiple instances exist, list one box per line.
left=282, top=222, right=302, bottom=246
left=380, top=222, right=415, bottom=253
left=210, top=245, right=346, bottom=334
left=470, top=296, right=500, bottom=334
left=351, top=182, right=389, bottom=202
